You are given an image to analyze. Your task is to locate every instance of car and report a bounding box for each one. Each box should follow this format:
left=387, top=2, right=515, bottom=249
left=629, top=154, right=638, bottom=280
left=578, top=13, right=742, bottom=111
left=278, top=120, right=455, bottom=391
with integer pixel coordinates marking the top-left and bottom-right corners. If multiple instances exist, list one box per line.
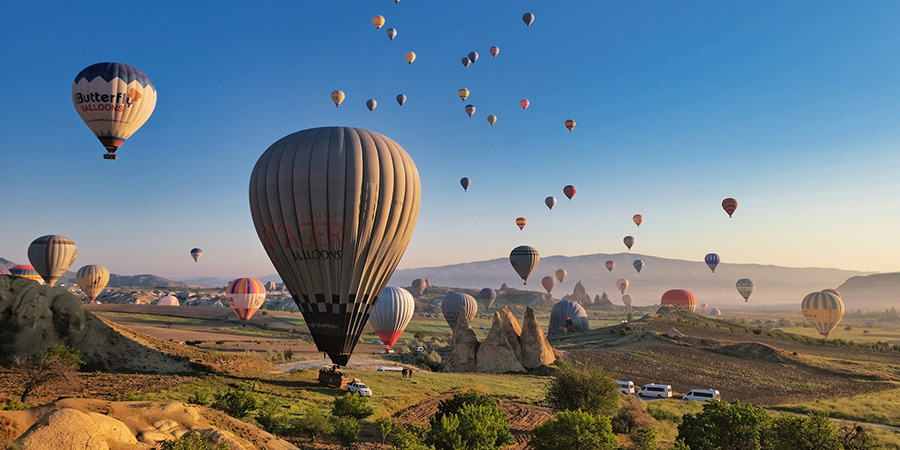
left=617, top=381, right=635, bottom=394
left=376, top=366, right=404, bottom=372
left=370, top=339, right=382, bottom=344
left=347, top=381, right=372, bottom=397
left=637, top=383, right=673, bottom=399
left=683, top=389, right=719, bottom=402
left=415, top=346, right=425, bottom=352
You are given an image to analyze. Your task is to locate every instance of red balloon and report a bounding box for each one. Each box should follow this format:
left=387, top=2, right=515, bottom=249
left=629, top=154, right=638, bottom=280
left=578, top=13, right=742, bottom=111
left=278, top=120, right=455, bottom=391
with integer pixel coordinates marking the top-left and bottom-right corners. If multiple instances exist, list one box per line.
left=520, top=99, right=529, bottom=110
left=563, top=185, right=576, bottom=200
left=661, top=289, right=696, bottom=312
left=605, top=260, right=615, bottom=272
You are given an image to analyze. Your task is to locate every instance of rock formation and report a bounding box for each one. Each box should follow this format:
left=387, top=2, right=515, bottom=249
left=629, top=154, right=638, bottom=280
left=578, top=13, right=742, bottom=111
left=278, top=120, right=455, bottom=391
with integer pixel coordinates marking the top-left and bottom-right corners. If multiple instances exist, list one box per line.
left=443, top=307, right=479, bottom=372
left=519, top=307, right=556, bottom=369
left=411, top=279, right=426, bottom=296
left=562, top=280, right=591, bottom=304
left=595, top=292, right=616, bottom=310
left=497, top=306, right=523, bottom=361
left=476, top=313, right=526, bottom=373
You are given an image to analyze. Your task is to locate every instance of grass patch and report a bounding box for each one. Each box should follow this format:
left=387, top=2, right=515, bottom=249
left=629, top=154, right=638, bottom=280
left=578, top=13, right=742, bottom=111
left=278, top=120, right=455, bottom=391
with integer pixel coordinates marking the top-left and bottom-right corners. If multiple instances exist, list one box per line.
left=93, top=312, right=203, bottom=324
left=774, top=386, right=900, bottom=426
left=210, top=326, right=299, bottom=339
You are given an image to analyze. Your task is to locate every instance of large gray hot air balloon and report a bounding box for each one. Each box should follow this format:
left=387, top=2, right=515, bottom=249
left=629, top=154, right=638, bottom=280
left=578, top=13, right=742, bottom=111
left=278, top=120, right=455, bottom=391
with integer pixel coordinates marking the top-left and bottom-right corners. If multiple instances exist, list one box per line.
left=509, top=245, right=540, bottom=284
left=249, top=126, right=421, bottom=366
left=369, top=286, right=415, bottom=349
left=441, top=292, right=477, bottom=329
left=28, top=235, right=77, bottom=286
left=548, top=300, right=589, bottom=336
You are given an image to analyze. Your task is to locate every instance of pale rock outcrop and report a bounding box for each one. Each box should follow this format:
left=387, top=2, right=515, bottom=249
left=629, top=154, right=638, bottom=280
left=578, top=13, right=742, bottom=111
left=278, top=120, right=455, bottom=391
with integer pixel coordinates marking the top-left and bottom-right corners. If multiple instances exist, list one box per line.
left=475, top=313, right=526, bottom=373
left=497, top=306, right=523, bottom=361
left=444, top=307, right=479, bottom=372
left=16, top=408, right=111, bottom=450
left=519, top=307, right=556, bottom=369
left=595, top=292, right=616, bottom=310
left=562, top=280, right=591, bottom=304
left=666, top=327, right=685, bottom=339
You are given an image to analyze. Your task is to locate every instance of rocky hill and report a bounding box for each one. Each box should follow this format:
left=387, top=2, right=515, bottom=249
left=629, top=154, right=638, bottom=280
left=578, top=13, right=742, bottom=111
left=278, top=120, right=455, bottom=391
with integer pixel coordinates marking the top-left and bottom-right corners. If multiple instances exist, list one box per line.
left=837, top=272, right=900, bottom=310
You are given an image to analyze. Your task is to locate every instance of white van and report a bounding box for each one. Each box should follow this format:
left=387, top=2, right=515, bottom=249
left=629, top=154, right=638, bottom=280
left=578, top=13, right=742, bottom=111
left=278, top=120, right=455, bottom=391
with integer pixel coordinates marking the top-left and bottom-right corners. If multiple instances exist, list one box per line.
left=637, top=383, right=673, bottom=399
left=617, top=381, right=635, bottom=394
left=683, top=389, right=719, bottom=402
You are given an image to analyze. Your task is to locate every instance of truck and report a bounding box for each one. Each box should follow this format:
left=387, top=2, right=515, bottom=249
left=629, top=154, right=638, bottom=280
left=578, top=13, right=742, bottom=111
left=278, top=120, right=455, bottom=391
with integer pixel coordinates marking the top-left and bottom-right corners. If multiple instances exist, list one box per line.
left=317, top=366, right=349, bottom=389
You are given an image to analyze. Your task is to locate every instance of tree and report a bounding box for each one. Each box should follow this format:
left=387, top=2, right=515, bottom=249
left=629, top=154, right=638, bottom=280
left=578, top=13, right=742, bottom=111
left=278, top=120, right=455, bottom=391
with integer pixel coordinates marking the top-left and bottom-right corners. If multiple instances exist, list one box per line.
left=332, top=416, right=361, bottom=449
left=332, top=392, right=375, bottom=420
left=15, top=344, right=84, bottom=403
left=212, top=387, right=258, bottom=419
left=255, top=398, right=288, bottom=433
left=158, top=432, right=228, bottom=450
left=611, top=395, right=652, bottom=434
left=431, top=392, right=498, bottom=426
left=529, top=409, right=618, bottom=450
left=291, top=407, right=333, bottom=442
left=839, top=424, right=878, bottom=450
left=630, top=427, right=659, bottom=450
left=390, top=423, right=430, bottom=450
left=375, top=417, right=393, bottom=445
left=544, top=364, right=619, bottom=416
left=677, top=400, right=772, bottom=450
left=427, top=403, right=514, bottom=450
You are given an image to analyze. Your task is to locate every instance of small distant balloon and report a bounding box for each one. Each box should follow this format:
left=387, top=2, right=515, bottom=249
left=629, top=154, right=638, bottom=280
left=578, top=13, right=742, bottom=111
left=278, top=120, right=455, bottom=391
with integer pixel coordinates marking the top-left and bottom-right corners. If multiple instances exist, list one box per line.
left=722, top=198, right=738, bottom=218
left=510, top=245, right=540, bottom=284
left=490, top=46, right=500, bottom=57
left=605, top=260, right=615, bottom=272
left=460, top=177, right=471, bottom=192
left=563, top=185, right=576, bottom=200
left=565, top=119, right=576, bottom=131
left=9, top=265, right=43, bottom=284
left=555, top=269, right=567, bottom=283
left=545, top=196, right=556, bottom=210
left=190, top=248, right=202, bottom=262
left=465, top=104, right=476, bottom=117
left=705, top=253, right=720, bottom=273
left=633, top=214, right=643, bottom=227
left=822, top=288, right=841, bottom=299
left=736, top=278, right=755, bottom=302
left=633, top=259, right=644, bottom=273
left=366, top=99, right=377, bottom=111
left=516, top=217, right=527, bottom=230
left=622, top=294, right=633, bottom=307
left=373, top=15, right=385, bottom=29
left=487, top=114, right=497, bottom=126
left=386, top=28, right=397, bottom=40
left=331, top=90, right=345, bottom=108
left=76, top=264, right=110, bottom=303
left=226, top=278, right=267, bottom=322
left=522, top=12, right=535, bottom=26
left=479, top=288, right=497, bottom=309
left=468, top=51, right=479, bottom=63
left=458, top=88, right=469, bottom=101
left=520, top=99, right=530, bottom=110
left=404, top=51, right=416, bottom=64
left=623, top=236, right=635, bottom=250
left=461, top=57, right=471, bottom=68
left=542, top=276, right=556, bottom=294
left=801, top=291, right=844, bottom=338
left=616, top=278, right=629, bottom=294
left=396, top=94, right=406, bottom=106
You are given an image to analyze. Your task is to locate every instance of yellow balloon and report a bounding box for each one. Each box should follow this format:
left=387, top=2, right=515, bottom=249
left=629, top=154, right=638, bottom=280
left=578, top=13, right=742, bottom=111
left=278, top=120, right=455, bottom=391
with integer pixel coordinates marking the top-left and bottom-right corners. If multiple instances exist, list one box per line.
left=404, top=51, right=416, bottom=64
left=458, top=88, right=469, bottom=101
left=372, top=15, right=385, bottom=29
left=801, top=291, right=845, bottom=338
left=330, top=90, right=345, bottom=108
left=76, top=264, right=110, bottom=302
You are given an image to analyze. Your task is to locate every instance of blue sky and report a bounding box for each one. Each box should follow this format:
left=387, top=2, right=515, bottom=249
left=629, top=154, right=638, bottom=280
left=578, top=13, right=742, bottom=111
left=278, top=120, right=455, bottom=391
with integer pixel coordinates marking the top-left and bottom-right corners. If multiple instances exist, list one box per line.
left=1, top=1, right=899, bottom=280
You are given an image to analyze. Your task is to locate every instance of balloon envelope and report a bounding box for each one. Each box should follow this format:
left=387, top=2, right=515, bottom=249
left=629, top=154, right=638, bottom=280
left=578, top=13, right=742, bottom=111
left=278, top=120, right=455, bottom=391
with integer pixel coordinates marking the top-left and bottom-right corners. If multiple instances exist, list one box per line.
left=28, top=235, right=77, bottom=286
left=520, top=99, right=529, bottom=110
left=605, top=260, right=615, bottom=272
left=565, top=119, right=575, bottom=131
left=548, top=300, right=589, bottom=336
left=822, top=288, right=841, bottom=299
left=510, top=245, right=539, bottom=284
left=373, top=15, right=385, bottom=29
left=623, top=236, right=635, bottom=250
left=722, top=198, right=738, bottom=218
left=633, top=214, right=643, bottom=227
left=226, top=278, right=267, bottom=322
left=396, top=94, right=406, bottom=106
left=0, top=266, right=9, bottom=275
left=801, top=291, right=844, bottom=338
left=158, top=295, right=180, bottom=306
left=633, top=260, right=644, bottom=273
left=661, top=289, right=696, bottom=312
left=468, top=51, right=479, bottom=62
left=249, top=126, right=421, bottom=366
left=370, top=286, right=415, bottom=348
left=190, top=248, right=202, bottom=262
left=616, top=278, right=629, bottom=294
left=515, top=217, right=527, bottom=230
left=331, top=90, right=345, bottom=107
left=76, top=264, right=110, bottom=302
left=461, top=57, right=470, bottom=68
left=458, top=88, right=469, bottom=101
left=705, top=253, right=720, bottom=273
left=386, top=28, right=397, bottom=40
left=366, top=99, right=377, bottom=111
left=9, top=265, right=43, bottom=284
left=404, top=52, right=416, bottom=64
left=622, top=294, right=633, bottom=307
left=563, top=185, right=576, bottom=200
left=545, top=196, right=556, bottom=210
left=72, top=63, right=157, bottom=159
left=460, top=177, right=471, bottom=191
left=736, top=278, right=755, bottom=301
left=487, top=114, right=497, bottom=126
left=478, top=288, right=497, bottom=309
left=522, top=12, right=535, bottom=26
left=441, top=292, right=477, bottom=329
left=542, top=276, right=556, bottom=294
left=555, top=269, right=567, bottom=283
left=489, top=46, right=500, bottom=57
left=465, top=104, right=476, bottom=117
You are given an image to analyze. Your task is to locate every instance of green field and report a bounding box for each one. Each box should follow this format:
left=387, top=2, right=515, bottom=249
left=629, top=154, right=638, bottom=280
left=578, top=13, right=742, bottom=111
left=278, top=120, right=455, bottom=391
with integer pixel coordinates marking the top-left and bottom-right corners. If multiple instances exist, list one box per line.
left=774, top=386, right=900, bottom=427
left=93, top=311, right=204, bottom=325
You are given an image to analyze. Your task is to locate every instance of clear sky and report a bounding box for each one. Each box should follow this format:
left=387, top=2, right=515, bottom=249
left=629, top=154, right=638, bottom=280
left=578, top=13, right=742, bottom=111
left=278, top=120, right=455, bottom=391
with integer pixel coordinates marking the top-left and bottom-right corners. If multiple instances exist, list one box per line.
left=1, top=1, right=899, bottom=280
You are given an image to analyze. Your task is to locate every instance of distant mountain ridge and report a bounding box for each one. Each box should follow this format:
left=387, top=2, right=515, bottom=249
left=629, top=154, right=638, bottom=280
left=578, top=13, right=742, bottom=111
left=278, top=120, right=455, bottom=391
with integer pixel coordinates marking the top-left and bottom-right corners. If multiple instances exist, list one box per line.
left=0, top=258, right=209, bottom=288
left=837, top=273, right=900, bottom=310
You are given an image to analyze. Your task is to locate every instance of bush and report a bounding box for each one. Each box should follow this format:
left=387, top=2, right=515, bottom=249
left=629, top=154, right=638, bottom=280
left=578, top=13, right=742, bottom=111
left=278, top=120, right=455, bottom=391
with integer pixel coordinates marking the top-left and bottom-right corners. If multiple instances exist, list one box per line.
left=332, top=392, right=374, bottom=420
left=612, top=395, right=652, bottom=434
left=431, top=392, right=498, bottom=426
left=677, top=400, right=772, bottom=450
left=212, top=388, right=258, bottom=418
left=529, top=410, right=618, bottom=450
left=186, top=391, right=211, bottom=406
left=545, top=364, right=619, bottom=416
left=630, top=427, right=659, bottom=450
left=390, top=423, right=429, bottom=450
left=255, top=398, right=288, bottom=433
left=427, top=403, right=514, bottom=450
left=158, top=432, right=228, bottom=450
left=15, top=344, right=85, bottom=403
left=291, top=407, right=333, bottom=442
left=332, top=417, right=360, bottom=449
left=769, top=412, right=841, bottom=450
left=375, top=417, right=393, bottom=445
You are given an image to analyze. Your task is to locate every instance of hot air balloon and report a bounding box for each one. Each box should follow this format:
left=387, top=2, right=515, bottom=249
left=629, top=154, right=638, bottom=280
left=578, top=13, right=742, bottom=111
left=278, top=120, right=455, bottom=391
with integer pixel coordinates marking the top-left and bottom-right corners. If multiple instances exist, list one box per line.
left=411, top=278, right=426, bottom=296
left=442, top=292, right=477, bottom=329
left=461, top=57, right=471, bottom=68
left=394, top=0, right=399, bottom=4
left=700, top=303, right=709, bottom=312
left=563, top=185, right=576, bottom=200
left=545, top=196, right=556, bottom=210
left=515, top=217, right=527, bottom=230
left=616, top=278, right=629, bottom=294
left=457, top=88, right=469, bottom=101
left=661, top=289, right=696, bottom=312
left=489, top=46, right=500, bottom=57
left=0, top=266, right=9, bottom=275
left=565, top=119, right=576, bottom=132
left=542, top=276, right=556, bottom=294
left=226, top=278, right=267, bottom=322
left=633, top=214, right=643, bottom=227
left=331, top=90, right=345, bottom=108
left=191, top=248, right=203, bottom=262
left=801, top=291, right=844, bottom=338
left=366, top=99, right=377, bottom=111
left=396, top=94, right=406, bottom=106
left=633, top=260, right=644, bottom=273
left=520, top=99, right=530, bottom=110
left=510, top=245, right=539, bottom=284
left=158, top=295, right=180, bottom=306
left=249, top=126, right=421, bottom=366
left=479, top=288, right=497, bottom=309
left=72, top=63, right=157, bottom=160
left=76, top=264, right=110, bottom=303
left=460, top=177, right=471, bottom=191
left=822, top=288, right=841, bottom=299
left=709, top=307, right=721, bottom=316
left=722, top=198, right=738, bottom=218
left=522, top=12, right=535, bottom=26
left=465, top=104, right=476, bottom=117
left=622, top=294, right=633, bottom=307
left=372, top=15, right=385, bottom=29
left=468, top=51, right=479, bottom=63
left=736, top=279, right=755, bottom=301
left=704, top=253, right=720, bottom=273
left=623, top=236, right=635, bottom=250
left=555, top=269, right=567, bottom=283
left=605, top=260, right=615, bottom=272
left=9, top=265, right=43, bottom=284
left=548, top=300, right=589, bottom=336
left=386, top=28, right=397, bottom=40
left=404, top=52, right=416, bottom=64
left=370, top=286, right=414, bottom=349
left=28, top=235, right=77, bottom=287
left=487, top=114, right=497, bottom=126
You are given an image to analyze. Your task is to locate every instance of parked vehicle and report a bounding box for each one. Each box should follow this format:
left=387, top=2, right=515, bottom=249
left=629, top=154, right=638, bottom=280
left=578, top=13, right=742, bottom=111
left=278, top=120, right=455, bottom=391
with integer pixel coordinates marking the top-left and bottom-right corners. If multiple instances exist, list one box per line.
left=317, top=366, right=349, bottom=389
left=376, top=366, right=404, bottom=372
left=638, top=383, right=673, bottom=399
left=617, top=381, right=635, bottom=394
left=683, top=389, right=719, bottom=402
left=370, top=339, right=382, bottom=344
left=347, top=380, right=372, bottom=397
left=415, top=346, right=425, bottom=352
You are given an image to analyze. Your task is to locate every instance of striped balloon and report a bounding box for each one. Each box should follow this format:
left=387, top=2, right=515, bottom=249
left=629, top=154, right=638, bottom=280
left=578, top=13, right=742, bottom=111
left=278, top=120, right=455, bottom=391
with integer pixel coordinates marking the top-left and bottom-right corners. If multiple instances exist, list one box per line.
left=704, top=253, right=720, bottom=273
left=441, top=292, right=477, bottom=329
left=190, top=248, right=203, bottom=262
left=736, top=278, right=755, bottom=301
left=633, top=259, right=644, bottom=273
left=661, top=289, right=696, bottom=312
left=801, top=291, right=844, bottom=338
left=515, top=217, right=527, bottom=230
left=226, top=278, right=267, bottom=322
left=722, top=198, right=738, bottom=218
left=76, top=264, right=110, bottom=302
left=370, top=286, right=415, bottom=349
left=509, top=245, right=540, bottom=284
left=0, top=266, right=10, bottom=275
left=548, top=300, right=589, bottom=336
left=9, top=265, right=43, bottom=284
left=28, top=235, right=77, bottom=286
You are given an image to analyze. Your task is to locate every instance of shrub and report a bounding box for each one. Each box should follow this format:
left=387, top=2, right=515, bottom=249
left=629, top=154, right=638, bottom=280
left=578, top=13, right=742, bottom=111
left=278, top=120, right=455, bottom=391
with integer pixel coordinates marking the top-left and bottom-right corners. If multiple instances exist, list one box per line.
left=612, top=395, right=652, bottom=434
left=332, top=392, right=374, bottom=420
left=427, top=403, right=514, bottom=450
left=283, top=349, right=293, bottom=360
left=375, top=417, right=393, bottom=445
left=529, top=410, right=618, bottom=450
left=769, top=412, right=841, bottom=450
left=186, top=391, right=211, bottom=406
left=630, top=427, right=659, bottom=450
left=15, top=344, right=85, bottom=403
left=158, top=432, right=228, bottom=450
left=545, top=364, right=619, bottom=416
left=215, top=340, right=225, bottom=345
left=255, top=398, right=288, bottom=433
left=332, top=417, right=360, bottom=449
left=677, top=400, right=772, bottom=450
left=212, top=388, right=258, bottom=418
left=431, top=392, right=498, bottom=426
left=291, top=407, right=333, bottom=442
left=390, top=423, right=429, bottom=450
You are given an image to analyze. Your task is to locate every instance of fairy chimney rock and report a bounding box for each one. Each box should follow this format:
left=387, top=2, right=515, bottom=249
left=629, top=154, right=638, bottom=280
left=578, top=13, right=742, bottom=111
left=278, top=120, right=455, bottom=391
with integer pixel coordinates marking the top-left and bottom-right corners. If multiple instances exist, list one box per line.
left=519, top=307, right=556, bottom=369
left=476, top=313, right=526, bottom=374
left=444, top=306, right=479, bottom=372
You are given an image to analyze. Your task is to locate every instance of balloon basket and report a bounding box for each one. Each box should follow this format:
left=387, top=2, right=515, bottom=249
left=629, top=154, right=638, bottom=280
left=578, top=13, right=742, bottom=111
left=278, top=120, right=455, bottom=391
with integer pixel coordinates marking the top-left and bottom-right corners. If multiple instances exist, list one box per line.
left=103, top=154, right=118, bottom=160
